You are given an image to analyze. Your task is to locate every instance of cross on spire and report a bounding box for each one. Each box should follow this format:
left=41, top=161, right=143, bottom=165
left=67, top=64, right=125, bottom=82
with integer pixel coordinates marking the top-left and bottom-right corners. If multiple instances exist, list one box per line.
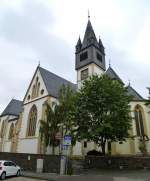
left=88, top=9, right=90, bottom=20
left=109, top=59, right=111, bottom=67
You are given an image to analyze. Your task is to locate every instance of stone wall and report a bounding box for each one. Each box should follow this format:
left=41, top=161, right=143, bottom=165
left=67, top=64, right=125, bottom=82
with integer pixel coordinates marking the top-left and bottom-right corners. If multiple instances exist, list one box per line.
left=84, top=156, right=150, bottom=169
left=0, top=152, right=60, bottom=173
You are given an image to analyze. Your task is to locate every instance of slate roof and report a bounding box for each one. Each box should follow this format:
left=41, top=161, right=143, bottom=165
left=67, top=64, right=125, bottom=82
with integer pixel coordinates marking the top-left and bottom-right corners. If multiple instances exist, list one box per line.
left=127, top=85, right=144, bottom=101
left=39, top=67, right=77, bottom=98
left=0, top=99, right=22, bottom=117
left=105, top=66, right=124, bottom=84
left=82, top=20, right=99, bottom=49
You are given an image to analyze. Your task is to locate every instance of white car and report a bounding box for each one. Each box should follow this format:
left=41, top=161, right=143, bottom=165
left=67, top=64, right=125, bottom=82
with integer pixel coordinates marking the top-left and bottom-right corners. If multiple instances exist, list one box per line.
left=0, top=160, right=21, bottom=180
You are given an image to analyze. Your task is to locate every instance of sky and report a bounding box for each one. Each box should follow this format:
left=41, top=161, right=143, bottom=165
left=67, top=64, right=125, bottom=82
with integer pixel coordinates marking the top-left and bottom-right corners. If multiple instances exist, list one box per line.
left=0, top=0, right=150, bottom=113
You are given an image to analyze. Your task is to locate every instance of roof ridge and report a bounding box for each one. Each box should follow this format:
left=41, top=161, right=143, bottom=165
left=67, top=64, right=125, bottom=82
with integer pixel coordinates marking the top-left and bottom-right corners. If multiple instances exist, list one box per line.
left=106, top=66, right=123, bottom=84
left=127, top=85, right=144, bottom=100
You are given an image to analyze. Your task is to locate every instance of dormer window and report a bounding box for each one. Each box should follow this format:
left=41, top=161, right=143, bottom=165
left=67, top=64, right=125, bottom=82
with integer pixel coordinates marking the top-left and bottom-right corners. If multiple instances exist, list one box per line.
left=80, top=51, right=88, bottom=62
left=96, top=52, right=102, bottom=62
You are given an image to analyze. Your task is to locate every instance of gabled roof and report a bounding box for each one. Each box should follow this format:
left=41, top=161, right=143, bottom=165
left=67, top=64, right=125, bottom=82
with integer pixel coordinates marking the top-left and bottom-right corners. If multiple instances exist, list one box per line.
left=127, top=85, right=144, bottom=101
left=0, top=99, right=22, bottom=117
left=82, top=20, right=99, bottom=49
left=39, top=67, right=77, bottom=98
left=105, top=66, right=124, bottom=84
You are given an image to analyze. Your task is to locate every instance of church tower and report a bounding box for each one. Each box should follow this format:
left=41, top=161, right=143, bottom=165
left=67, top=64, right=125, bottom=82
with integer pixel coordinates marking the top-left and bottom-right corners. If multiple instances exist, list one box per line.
left=75, top=17, right=106, bottom=88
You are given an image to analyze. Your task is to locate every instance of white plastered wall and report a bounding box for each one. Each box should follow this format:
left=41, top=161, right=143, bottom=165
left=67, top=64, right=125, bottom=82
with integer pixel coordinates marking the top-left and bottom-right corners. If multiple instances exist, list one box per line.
left=77, top=63, right=104, bottom=89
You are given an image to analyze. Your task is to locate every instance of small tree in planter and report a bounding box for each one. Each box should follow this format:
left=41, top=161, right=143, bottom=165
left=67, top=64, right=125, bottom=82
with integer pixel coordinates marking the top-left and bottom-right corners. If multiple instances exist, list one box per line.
left=138, top=135, right=149, bottom=155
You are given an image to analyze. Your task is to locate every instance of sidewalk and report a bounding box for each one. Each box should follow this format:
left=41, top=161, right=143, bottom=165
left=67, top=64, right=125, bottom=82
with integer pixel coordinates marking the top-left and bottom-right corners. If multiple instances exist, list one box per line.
left=22, top=169, right=150, bottom=181
left=22, top=171, right=113, bottom=181
left=22, top=171, right=59, bottom=180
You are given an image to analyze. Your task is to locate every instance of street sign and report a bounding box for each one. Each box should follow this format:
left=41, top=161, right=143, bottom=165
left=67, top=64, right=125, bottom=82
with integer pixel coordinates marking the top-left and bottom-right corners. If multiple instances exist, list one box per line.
left=63, top=135, right=71, bottom=146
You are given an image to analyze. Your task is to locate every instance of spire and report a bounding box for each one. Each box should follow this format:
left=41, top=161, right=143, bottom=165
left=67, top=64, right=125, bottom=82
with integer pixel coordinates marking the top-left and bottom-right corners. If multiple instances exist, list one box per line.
left=76, top=36, right=82, bottom=46
left=82, top=19, right=99, bottom=49
left=98, top=36, right=105, bottom=54
left=76, top=36, right=82, bottom=52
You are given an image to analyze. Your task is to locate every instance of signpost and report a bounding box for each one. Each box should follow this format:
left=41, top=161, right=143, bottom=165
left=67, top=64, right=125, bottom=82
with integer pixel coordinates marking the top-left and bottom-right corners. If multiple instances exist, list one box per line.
left=64, top=135, right=71, bottom=146
left=60, top=135, right=72, bottom=175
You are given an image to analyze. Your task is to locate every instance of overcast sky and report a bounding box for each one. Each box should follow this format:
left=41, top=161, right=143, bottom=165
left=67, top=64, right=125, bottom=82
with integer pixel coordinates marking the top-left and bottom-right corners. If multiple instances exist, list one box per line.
left=0, top=0, right=150, bottom=113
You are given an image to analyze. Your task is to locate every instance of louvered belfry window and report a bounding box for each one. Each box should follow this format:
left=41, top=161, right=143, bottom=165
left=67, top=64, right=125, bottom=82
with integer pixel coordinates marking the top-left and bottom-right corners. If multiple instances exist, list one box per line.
left=27, top=105, right=37, bottom=137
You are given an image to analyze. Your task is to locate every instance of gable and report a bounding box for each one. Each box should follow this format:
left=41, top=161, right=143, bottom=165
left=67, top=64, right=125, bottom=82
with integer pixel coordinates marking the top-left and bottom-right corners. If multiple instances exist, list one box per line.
left=23, top=67, right=48, bottom=104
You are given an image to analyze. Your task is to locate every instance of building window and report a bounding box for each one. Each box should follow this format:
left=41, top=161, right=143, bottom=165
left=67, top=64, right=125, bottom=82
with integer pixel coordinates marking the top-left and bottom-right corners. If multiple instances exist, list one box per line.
left=134, top=105, right=145, bottom=136
left=0, top=121, right=5, bottom=138
left=8, top=123, right=14, bottom=140
left=41, top=89, right=44, bottom=95
left=31, top=77, right=41, bottom=99
left=81, top=68, right=88, bottom=80
left=80, top=51, right=88, bottom=61
left=96, top=52, right=102, bottom=62
left=84, top=141, right=87, bottom=148
left=31, top=85, right=36, bottom=99
left=27, top=105, right=37, bottom=137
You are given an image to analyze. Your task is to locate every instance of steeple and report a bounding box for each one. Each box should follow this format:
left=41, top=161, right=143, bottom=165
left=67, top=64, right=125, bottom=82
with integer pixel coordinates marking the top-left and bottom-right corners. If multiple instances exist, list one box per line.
left=82, top=19, right=99, bottom=49
left=75, top=18, right=106, bottom=71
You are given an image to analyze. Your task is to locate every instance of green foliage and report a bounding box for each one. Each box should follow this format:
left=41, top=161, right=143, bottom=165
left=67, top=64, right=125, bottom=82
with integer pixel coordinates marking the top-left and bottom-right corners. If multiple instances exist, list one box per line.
left=39, top=84, right=77, bottom=154
left=39, top=103, right=60, bottom=154
left=58, top=84, right=77, bottom=146
left=139, top=140, right=147, bottom=155
left=74, top=74, right=132, bottom=154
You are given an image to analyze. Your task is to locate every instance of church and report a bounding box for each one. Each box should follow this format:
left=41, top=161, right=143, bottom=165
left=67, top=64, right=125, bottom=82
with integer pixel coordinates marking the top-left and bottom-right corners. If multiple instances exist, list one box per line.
left=0, top=17, right=150, bottom=156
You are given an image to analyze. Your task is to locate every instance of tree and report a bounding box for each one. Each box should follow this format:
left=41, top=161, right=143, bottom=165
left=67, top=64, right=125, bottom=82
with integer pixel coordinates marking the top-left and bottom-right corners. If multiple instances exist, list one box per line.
left=74, top=74, right=132, bottom=155
left=58, top=84, right=77, bottom=146
left=39, top=84, right=77, bottom=155
left=39, top=103, right=60, bottom=154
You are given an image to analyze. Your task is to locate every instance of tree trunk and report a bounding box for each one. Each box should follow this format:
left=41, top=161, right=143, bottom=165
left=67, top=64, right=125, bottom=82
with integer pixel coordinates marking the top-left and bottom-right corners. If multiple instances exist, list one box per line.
left=101, top=142, right=106, bottom=155
left=52, top=146, right=55, bottom=155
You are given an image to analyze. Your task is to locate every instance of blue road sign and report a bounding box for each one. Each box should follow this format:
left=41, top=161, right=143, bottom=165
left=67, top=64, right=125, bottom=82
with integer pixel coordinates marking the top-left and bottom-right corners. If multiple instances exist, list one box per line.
left=64, top=135, right=71, bottom=146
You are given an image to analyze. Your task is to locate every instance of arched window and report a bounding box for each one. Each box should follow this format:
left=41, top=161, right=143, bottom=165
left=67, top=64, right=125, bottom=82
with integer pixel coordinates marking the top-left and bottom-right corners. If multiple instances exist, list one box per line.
left=27, top=105, right=37, bottom=137
left=134, top=105, right=145, bottom=136
left=31, top=85, right=36, bottom=99
left=37, top=82, right=40, bottom=97
left=0, top=121, right=5, bottom=138
left=31, top=77, right=41, bottom=99
left=8, top=123, right=14, bottom=140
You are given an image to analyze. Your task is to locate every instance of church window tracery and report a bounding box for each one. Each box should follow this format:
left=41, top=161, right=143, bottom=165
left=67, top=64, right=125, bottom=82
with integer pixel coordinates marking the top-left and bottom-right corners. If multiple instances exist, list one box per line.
left=27, top=105, right=37, bottom=137
left=8, top=123, right=14, bottom=140
left=134, top=105, right=145, bottom=136
left=31, top=76, right=41, bottom=99
left=0, top=121, right=5, bottom=138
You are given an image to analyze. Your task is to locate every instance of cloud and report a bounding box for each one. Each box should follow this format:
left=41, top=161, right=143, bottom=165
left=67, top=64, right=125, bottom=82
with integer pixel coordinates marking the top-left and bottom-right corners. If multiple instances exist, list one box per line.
left=0, top=0, right=150, bottom=113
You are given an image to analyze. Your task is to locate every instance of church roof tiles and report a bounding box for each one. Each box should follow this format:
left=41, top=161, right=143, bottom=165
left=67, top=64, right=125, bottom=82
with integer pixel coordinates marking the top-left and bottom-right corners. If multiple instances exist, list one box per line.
left=105, top=66, right=124, bottom=84
left=0, top=99, right=22, bottom=117
left=127, top=85, right=144, bottom=101
left=39, top=67, right=77, bottom=98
